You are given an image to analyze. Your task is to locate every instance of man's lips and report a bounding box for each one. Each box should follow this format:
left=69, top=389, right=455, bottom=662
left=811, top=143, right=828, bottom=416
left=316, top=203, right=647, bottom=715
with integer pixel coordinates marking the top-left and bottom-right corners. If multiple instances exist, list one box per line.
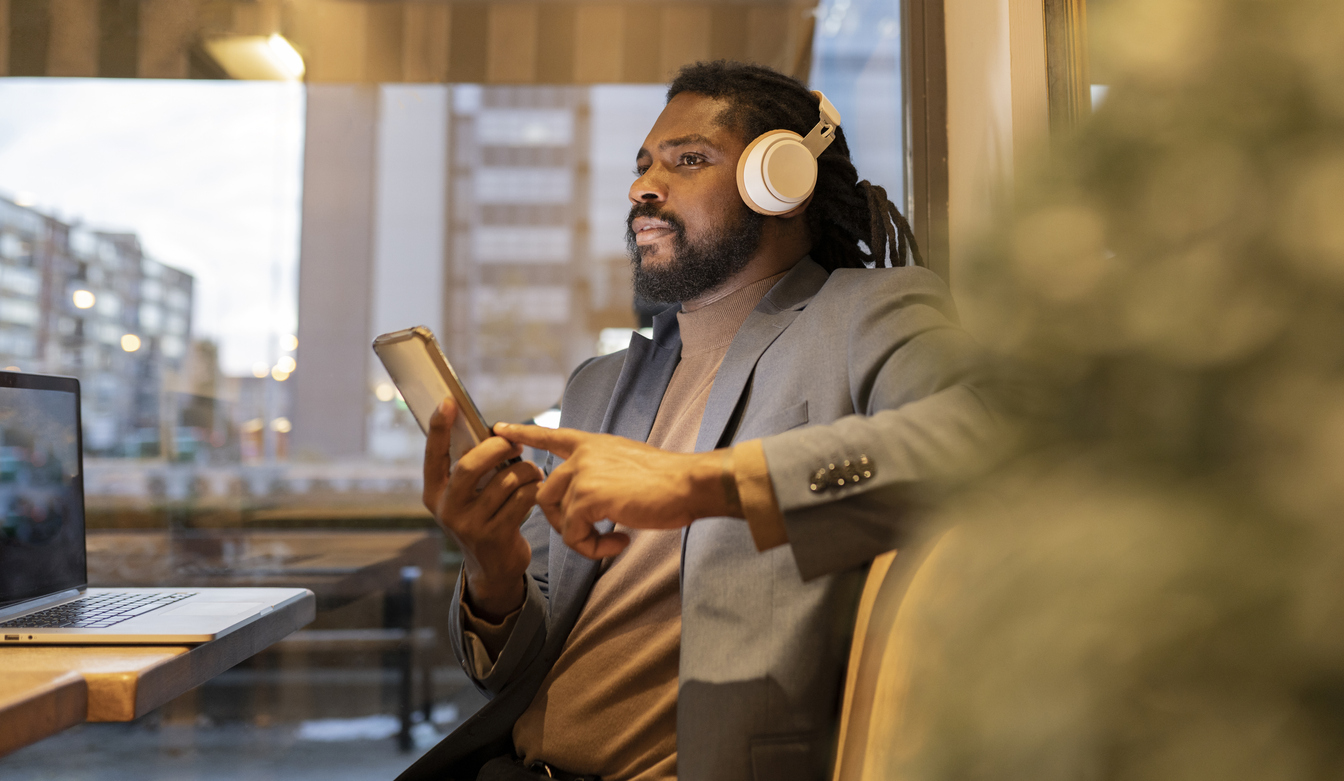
left=632, top=216, right=677, bottom=246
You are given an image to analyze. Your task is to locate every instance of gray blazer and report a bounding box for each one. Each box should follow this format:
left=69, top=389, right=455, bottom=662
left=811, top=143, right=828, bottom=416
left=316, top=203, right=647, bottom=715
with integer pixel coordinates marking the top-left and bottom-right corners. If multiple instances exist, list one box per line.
left=398, top=258, right=994, bottom=781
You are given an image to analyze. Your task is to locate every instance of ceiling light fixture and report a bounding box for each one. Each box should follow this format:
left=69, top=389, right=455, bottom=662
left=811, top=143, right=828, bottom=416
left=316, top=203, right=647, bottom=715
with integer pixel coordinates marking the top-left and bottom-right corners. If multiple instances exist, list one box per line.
left=202, top=34, right=306, bottom=82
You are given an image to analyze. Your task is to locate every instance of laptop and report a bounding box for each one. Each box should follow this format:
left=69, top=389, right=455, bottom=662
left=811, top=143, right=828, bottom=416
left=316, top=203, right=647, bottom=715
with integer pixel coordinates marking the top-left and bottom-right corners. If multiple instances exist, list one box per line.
left=0, top=370, right=313, bottom=644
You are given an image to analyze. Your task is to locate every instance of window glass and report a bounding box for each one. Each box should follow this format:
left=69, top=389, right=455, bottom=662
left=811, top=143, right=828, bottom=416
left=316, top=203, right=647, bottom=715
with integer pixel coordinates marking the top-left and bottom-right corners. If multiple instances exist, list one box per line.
left=0, top=77, right=668, bottom=778
left=1, top=19, right=903, bottom=776
left=810, top=0, right=907, bottom=215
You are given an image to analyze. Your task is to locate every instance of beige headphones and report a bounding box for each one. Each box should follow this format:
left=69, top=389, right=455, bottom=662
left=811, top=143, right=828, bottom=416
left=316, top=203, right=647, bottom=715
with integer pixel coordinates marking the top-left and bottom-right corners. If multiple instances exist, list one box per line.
left=736, top=91, right=843, bottom=216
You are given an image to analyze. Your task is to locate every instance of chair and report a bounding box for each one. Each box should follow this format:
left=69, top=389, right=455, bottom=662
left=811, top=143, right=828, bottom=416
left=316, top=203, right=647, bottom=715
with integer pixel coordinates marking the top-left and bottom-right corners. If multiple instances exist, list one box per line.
left=831, top=528, right=961, bottom=781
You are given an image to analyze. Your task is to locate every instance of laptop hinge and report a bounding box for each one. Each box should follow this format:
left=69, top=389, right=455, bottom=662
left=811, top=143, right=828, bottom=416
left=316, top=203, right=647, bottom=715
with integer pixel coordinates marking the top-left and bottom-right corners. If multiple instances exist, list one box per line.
left=0, top=587, right=85, bottom=621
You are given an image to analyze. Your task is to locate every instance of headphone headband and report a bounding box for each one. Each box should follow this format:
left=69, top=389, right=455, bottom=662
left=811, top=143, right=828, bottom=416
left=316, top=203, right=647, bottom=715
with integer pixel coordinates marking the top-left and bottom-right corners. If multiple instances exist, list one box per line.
left=801, top=91, right=842, bottom=157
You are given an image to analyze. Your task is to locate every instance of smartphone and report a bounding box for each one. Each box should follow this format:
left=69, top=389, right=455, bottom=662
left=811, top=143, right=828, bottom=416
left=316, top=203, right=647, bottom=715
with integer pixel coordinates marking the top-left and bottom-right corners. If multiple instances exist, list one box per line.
left=372, top=326, right=512, bottom=470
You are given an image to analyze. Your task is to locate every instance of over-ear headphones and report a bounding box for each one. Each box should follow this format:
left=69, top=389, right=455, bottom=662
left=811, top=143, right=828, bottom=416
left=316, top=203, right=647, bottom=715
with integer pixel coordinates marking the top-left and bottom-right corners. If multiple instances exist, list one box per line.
left=736, top=91, right=842, bottom=216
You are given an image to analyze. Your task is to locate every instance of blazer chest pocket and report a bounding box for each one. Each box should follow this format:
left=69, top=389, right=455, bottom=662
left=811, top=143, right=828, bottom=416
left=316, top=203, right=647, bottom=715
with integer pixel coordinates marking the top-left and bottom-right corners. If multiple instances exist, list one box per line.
left=742, top=400, right=809, bottom=439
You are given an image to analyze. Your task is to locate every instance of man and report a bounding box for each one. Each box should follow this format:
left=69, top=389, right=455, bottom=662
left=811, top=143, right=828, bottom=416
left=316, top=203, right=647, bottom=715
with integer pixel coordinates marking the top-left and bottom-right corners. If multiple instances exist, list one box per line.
left=402, top=62, right=992, bottom=781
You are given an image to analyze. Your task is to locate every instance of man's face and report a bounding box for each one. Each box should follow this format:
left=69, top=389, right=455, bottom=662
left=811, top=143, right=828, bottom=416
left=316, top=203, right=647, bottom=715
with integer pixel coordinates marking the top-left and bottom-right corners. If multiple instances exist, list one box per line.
left=627, top=92, right=765, bottom=304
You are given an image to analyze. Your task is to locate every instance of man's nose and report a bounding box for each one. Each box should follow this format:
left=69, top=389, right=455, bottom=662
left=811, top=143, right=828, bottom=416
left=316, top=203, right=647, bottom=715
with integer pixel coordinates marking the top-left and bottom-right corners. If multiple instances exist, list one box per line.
left=629, top=171, right=666, bottom=205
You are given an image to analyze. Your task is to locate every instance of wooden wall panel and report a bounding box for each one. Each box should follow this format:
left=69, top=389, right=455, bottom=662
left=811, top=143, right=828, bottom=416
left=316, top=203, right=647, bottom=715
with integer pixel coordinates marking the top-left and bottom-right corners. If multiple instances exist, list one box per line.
left=230, top=0, right=280, bottom=36
left=745, top=6, right=790, bottom=68
left=306, top=0, right=367, bottom=82
left=365, top=1, right=403, bottom=83
left=230, top=0, right=259, bottom=34
left=9, top=0, right=52, bottom=77
left=786, top=3, right=813, bottom=80
left=97, top=0, right=138, bottom=78
left=659, top=5, right=711, bottom=81
left=575, top=4, right=624, bottom=83
left=486, top=3, right=538, bottom=83
left=195, top=0, right=234, bottom=39
left=5, top=0, right=821, bottom=85
left=47, top=0, right=99, bottom=76
left=401, top=2, right=450, bottom=84
left=139, top=0, right=195, bottom=78
left=281, top=0, right=317, bottom=76
left=448, top=2, right=487, bottom=83
left=0, top=0, right=8, bottom=77
left=621, top=5, right=661, bottom=83
left=710, top=4, right=749, bottom=63
left=535, top=3, right=575, bottom=83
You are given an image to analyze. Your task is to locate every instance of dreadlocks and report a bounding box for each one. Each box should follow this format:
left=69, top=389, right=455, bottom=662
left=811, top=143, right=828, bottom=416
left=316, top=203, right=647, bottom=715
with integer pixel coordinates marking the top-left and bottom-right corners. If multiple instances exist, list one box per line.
left=667, top=60, right=924, bottom=271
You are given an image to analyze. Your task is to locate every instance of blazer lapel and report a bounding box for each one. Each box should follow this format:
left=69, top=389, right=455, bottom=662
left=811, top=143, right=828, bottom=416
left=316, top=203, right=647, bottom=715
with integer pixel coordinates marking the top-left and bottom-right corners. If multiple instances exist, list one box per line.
left=599, top=308, right=682, bottom=441
left=552, top=308, right=682, bottom=621
left=693, top=258, right=829, bottom=453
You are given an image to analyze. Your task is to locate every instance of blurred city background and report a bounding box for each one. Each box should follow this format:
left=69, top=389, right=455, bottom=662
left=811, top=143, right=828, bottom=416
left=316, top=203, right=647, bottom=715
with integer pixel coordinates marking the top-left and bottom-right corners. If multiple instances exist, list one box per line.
left=0, top=0, right=906, bottom=777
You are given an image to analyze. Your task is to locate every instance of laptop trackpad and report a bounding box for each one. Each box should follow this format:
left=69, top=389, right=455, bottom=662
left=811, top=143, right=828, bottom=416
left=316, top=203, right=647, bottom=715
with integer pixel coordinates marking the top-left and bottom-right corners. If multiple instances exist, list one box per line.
left=168, top=602, right=266, bottom=617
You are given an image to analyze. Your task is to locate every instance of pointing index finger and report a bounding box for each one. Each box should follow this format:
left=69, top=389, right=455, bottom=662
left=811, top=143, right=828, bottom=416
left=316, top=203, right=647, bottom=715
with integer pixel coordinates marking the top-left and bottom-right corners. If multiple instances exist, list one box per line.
left=494, top=422, right=584, bottom=458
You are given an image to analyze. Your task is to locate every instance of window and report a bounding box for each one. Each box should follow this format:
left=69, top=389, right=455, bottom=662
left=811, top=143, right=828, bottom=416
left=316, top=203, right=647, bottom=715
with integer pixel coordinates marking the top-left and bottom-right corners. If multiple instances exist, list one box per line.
left=811, top=0, right=907, bottom=217
left=0, top=7, right=905, bottom=773
left=0, top=77, right=670, bottom=778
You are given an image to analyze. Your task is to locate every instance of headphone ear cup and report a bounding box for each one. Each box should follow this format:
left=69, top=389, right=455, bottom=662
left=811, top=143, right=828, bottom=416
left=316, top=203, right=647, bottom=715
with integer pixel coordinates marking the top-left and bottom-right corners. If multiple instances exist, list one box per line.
left=737, top=130, right=818, bottom=215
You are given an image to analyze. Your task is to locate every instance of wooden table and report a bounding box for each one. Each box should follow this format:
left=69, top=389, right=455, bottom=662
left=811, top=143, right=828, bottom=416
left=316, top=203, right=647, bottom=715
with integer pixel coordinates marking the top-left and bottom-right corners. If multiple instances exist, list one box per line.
left=86, top=530, right=442, bottom=609
left=0, top=594, right=313, bottom=757
left=0, top=672, right=87, bottom=757
left=0, top=531, right=435, bottom=756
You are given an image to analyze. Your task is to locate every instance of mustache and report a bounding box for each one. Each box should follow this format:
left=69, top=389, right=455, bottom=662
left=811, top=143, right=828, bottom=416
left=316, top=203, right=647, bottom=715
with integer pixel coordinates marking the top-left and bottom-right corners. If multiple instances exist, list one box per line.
left=626, top=203, right=686, bottom=238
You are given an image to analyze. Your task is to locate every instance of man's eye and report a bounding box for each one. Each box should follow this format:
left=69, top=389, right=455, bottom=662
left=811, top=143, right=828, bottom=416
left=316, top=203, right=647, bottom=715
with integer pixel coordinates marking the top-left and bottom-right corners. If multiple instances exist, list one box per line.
left=679, top=153, right=705, bottom=166
left=633, top=164, right=649, bottom=176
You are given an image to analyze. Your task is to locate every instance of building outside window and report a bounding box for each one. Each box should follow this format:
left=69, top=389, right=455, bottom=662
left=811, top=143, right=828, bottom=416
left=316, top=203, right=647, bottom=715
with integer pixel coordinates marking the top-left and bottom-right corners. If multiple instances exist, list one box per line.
left=0, top=1, right=907, bottom=775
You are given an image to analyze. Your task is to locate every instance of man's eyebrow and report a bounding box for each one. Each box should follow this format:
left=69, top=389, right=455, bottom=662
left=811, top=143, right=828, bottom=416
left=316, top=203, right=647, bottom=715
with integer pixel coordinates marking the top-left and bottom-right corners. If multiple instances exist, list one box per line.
left=636, top=133, right=721, bottom=161
left=659, top=133, right=718, bottom=150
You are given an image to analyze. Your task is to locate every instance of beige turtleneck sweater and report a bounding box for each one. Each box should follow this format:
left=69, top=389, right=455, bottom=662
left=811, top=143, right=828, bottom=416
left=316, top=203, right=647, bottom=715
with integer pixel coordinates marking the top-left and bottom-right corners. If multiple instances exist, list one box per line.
left=463, top=273, right=790, bottom=780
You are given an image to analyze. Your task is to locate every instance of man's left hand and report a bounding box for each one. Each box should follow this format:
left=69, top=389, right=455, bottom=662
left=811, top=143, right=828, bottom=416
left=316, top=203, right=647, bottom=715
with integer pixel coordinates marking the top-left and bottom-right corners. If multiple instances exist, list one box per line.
left=494, top=422, right=734, bottom=559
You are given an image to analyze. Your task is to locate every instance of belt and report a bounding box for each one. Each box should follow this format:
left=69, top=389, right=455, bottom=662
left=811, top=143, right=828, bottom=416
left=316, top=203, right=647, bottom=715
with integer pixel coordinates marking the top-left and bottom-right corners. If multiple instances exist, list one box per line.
left=526, top=760, right=601, bottom=781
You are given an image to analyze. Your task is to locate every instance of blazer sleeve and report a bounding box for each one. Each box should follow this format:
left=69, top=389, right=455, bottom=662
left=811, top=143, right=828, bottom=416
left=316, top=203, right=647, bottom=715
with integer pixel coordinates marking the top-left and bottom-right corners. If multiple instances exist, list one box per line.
left=758, top=268, right=1001, bottom=581
left=447, top=504, right=552, bottom=697
left=444, top=354, right=615, bottom=697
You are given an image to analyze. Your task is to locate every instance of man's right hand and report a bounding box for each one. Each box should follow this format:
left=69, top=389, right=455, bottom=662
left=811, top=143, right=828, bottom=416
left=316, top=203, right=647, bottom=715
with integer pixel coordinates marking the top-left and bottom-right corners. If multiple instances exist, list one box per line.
left=423, top=397, right=542, bottom=621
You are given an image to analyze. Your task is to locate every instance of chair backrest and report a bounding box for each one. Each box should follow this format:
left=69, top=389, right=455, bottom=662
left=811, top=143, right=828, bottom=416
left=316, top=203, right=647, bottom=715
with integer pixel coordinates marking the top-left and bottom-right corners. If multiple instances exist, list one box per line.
left=831, top=528, right=960, bottom=781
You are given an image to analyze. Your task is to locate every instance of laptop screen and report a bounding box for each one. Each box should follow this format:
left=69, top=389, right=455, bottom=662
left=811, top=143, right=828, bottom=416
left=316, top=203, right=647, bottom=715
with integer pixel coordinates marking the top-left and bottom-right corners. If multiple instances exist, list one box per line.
left=0, top=372, right=86, bottom=611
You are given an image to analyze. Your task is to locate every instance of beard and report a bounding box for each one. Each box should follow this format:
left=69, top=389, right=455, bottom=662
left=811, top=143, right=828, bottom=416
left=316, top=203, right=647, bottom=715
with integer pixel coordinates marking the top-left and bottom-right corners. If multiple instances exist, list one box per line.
left=626, top=201, right=765, bottom=304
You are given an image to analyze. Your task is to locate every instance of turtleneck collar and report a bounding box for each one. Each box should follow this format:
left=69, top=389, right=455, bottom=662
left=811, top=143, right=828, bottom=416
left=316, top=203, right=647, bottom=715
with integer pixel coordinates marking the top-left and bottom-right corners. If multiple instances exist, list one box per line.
left=675, top=271, right=787, bottom=358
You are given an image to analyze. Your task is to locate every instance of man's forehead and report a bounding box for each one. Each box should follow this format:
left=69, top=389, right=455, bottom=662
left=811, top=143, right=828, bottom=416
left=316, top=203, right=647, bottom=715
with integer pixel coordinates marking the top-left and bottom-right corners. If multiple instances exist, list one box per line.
left=639, top=93, right=737, bottom=154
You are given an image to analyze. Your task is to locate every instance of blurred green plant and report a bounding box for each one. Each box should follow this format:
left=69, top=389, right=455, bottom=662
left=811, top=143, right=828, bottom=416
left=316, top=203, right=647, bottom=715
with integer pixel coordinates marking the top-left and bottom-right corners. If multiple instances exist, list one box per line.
left=888, top=0, right=1344, bottom=778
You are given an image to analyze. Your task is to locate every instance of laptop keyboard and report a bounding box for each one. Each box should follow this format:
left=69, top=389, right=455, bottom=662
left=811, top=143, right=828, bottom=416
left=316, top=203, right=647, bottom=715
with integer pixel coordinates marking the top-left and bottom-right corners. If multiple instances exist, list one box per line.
left=0, top=592, right=197, bottom=629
